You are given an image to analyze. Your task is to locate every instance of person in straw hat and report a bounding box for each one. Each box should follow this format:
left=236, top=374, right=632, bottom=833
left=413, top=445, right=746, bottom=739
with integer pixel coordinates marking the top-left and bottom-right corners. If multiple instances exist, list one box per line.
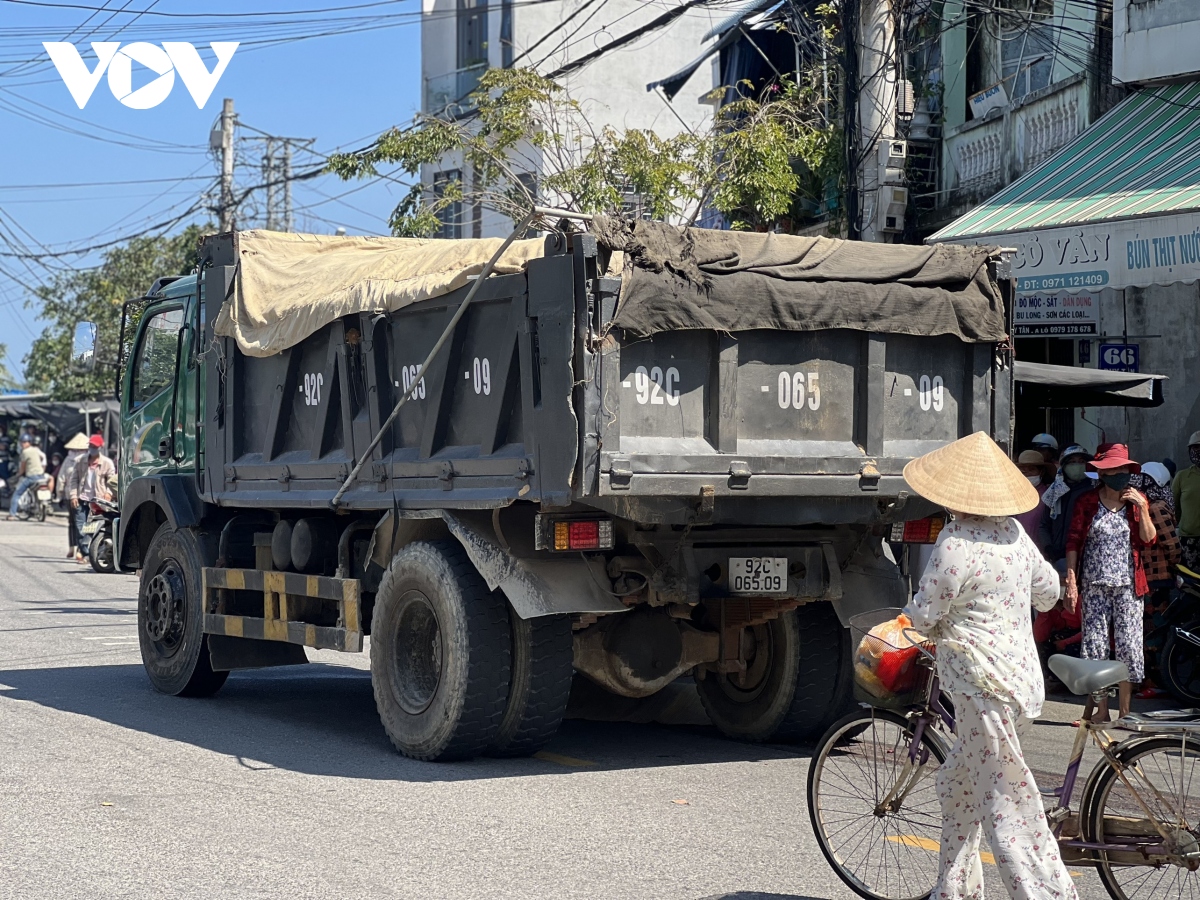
left=901, top=432, right=1076, bottom=900
left=1013, top=448, right=1056, bottom=550
left=60, top=432, right=90, bottom=560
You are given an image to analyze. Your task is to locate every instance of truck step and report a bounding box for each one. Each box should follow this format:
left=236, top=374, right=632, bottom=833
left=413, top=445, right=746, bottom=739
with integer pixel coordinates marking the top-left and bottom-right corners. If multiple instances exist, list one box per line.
left=202, top=567, right=364, bottom=653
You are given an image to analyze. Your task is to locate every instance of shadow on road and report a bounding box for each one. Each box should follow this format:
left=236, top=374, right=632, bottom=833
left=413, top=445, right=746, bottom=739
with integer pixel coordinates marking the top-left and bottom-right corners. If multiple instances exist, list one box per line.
left=0, top=662, right=814, bottom=782
left=699, top=894, right=831, bottom=900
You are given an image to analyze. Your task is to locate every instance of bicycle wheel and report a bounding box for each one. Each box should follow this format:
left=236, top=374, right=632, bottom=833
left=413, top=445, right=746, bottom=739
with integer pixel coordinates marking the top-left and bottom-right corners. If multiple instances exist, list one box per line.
left=1082, top=735, right=1200, bottom=900
left=807, top=708, right=949, bottom=900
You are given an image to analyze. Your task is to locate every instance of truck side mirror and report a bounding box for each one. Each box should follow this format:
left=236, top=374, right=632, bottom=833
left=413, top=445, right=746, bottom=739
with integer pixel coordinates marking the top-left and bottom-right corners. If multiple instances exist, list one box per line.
left=71, top=322, right=99, bottom=374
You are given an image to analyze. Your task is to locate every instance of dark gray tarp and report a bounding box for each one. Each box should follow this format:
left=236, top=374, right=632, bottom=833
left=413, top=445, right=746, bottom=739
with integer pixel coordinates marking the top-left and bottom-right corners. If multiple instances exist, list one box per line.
left=1014, top=361, right=1166, bottom=408
left=591, top=217, right=1008, bottom=342
left=0, top=399, right=120, bottom=438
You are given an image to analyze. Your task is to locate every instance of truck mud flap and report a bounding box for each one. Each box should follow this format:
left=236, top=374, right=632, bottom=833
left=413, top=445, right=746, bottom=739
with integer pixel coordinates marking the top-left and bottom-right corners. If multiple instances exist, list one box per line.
left=367, top=509, right=628, bottom=620
left=201, top=568, right=364, bottom=652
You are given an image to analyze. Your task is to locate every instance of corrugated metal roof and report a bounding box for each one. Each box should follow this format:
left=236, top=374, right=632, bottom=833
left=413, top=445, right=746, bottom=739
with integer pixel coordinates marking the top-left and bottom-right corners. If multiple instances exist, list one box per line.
left=702, top=0, right=779, bottom=41
left=930, top=81, right=1200, bottom=242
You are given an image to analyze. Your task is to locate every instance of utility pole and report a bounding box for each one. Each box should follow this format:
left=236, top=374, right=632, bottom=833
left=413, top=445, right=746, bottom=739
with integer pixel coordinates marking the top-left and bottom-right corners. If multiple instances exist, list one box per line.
left=856, top=0, right=898, bottom=243
left=263, top=137, right=277, bottom=231
left=219, top=97, right=235, bottom=233
left=283, top=143, right=293, bottom=232
left=247, top=134, right=311, bottom=231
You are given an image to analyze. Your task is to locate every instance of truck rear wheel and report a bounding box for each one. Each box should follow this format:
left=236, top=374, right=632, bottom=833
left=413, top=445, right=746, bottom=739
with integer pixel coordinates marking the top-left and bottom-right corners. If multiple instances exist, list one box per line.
left=138, top=526, right=229, bottom=697
left=489, top=609, right=573, bottom=757
left=371, top=541, right=511, bottom=761
left=697, top=603, right=853, bottom=743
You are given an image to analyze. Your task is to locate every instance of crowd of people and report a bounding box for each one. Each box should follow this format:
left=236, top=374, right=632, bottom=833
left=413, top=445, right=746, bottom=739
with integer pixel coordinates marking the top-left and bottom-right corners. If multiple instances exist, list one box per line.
left=0, top=430, right=116, bottom=563
left=1014, top=431, right=1200, bottom=714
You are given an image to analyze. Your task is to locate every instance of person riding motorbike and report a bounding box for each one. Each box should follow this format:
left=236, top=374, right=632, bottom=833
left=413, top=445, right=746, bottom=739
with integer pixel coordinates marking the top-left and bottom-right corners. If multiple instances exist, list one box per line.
left=66, top=436, right=115, bottom=563
left=5, top=434, right=46, bottom=521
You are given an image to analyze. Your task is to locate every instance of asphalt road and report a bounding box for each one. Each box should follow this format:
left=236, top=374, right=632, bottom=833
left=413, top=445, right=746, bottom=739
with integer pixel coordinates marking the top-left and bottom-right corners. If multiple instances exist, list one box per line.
left=0, top=519, right=1148, bottom=899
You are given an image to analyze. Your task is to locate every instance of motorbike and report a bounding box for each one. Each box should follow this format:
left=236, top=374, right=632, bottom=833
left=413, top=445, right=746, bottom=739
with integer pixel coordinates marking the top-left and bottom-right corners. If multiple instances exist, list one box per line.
left=82, top=496, right=119, bottom=574
left=1155, top=565, right=1200, bottom=703
left=8, top=474, right=52, bottom=522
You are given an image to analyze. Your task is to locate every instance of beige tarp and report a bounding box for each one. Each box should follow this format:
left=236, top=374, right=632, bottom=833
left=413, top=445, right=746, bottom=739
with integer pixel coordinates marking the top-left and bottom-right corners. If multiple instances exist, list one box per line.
left=213, top=230, right=549, bottom=357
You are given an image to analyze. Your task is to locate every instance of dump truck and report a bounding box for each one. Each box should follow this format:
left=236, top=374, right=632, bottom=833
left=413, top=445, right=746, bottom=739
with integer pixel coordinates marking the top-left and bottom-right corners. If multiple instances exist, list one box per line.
left=76, top=218, right=1014, bottom=761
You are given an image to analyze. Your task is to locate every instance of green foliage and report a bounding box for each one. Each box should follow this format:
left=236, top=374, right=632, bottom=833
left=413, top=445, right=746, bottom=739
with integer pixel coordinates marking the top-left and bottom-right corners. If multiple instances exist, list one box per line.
left=712, top=80, right=843, bottom=231
left=23, top=226, right=205, bottom=400
left=0, top=346, right=16, bottom=392
left=327, top=62, right=843, bottom=236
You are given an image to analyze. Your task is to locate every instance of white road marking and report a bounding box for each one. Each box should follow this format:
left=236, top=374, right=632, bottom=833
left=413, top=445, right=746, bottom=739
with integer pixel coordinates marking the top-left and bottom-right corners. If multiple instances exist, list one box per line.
left=761, top=385, right=770, bottom=392
left=904, top=388, right=912, bottom=396
left=464, top=371, right=471, bottom=379
left=622, top=381, right=631, bottom=387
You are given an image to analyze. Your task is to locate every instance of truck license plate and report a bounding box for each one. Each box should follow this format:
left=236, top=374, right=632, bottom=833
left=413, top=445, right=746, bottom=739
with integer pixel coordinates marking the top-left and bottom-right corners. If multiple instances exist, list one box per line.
left=728, top=557, right=788, bottom=595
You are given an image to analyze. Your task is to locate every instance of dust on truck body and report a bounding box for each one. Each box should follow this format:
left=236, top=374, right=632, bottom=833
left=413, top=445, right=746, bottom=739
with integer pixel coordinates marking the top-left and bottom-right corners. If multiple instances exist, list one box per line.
left=112, top=220, right=1013, bottom=760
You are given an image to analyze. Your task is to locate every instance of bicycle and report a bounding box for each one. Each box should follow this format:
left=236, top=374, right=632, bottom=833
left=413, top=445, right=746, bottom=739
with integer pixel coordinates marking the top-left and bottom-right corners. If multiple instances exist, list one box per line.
left=807, top=606, right=1200, bottom=900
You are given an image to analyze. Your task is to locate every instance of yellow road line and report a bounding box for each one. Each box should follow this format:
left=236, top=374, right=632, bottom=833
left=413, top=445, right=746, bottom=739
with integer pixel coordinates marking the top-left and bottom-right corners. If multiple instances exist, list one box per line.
left=887, top=835, right=1080, bottom=877
left=532, top=751, right=597, bottom=768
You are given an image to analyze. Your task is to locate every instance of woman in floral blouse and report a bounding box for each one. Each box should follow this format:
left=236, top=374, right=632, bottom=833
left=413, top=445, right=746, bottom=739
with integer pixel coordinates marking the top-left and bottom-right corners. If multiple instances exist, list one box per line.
left=1064, top=443, right=1156, bottom=722
left=902, top=432, right=1076, bottom=900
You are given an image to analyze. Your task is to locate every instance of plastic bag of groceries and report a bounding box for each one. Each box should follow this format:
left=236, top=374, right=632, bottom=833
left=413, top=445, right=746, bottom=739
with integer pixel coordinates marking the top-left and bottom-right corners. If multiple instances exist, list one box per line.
left=853, top=613, right=928, bottom=697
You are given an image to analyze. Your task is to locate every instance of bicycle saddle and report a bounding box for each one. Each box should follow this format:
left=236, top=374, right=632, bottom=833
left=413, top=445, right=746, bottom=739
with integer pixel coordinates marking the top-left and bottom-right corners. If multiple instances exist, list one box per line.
left=1048, top=655, right=1130, bottom=696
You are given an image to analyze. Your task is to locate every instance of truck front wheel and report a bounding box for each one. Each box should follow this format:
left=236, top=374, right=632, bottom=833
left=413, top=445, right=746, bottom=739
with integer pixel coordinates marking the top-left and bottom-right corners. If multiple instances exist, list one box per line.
left=696, top=603, right=853, bottom=743
left=371, top=541, right=512, bottom=761
left=138, top=526, right=229, bottom=697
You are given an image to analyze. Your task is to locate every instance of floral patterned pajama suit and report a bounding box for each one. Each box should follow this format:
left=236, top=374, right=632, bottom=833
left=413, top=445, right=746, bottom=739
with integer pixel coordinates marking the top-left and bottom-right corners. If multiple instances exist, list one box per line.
left=1079, top=503, right=1144, bottom=681
left=905, top=516, right=1078, bottom=900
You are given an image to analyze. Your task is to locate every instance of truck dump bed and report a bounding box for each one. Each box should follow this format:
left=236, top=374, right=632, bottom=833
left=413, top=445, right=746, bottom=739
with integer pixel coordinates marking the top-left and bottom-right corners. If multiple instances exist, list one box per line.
left=197, top=221, right=1012, bottom=525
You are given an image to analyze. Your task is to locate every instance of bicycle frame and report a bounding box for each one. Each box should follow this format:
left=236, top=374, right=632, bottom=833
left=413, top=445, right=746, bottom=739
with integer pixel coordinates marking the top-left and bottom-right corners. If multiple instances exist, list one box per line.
left=895, top=682, right=1194, bottom=868
left=1044, top=693, right=1195, bottom=866
left=875, top=673, right=955, bottom=816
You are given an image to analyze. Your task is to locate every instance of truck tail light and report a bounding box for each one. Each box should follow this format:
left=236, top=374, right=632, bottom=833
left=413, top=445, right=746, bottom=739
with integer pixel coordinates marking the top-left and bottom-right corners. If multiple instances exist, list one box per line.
left=889, top=517, right=945, bottom=544
left=545, top=517, right=614, bottom=551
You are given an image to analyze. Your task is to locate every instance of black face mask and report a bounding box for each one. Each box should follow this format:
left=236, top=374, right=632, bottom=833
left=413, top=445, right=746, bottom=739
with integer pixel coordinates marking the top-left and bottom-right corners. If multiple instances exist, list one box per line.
left=1100, top=472, right=1132, bottom=492
left=1191, top=447, right=1200, bottom=468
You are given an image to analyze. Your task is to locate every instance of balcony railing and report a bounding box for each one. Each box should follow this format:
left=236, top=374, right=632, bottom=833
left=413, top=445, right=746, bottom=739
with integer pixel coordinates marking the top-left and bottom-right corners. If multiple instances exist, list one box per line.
left=424, top=63, right=488, bottom=118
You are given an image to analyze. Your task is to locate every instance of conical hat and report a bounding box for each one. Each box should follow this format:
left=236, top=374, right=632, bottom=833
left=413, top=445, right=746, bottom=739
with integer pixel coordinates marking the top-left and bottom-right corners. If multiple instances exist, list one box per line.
left=63, top=432, right=89, bottom=451
left=902, top=432, right=1040, bottom=517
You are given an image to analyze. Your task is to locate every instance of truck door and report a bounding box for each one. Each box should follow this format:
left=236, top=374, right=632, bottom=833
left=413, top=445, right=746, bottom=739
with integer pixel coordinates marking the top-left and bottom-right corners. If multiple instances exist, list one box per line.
left=121, top=303, right=186, bottom=487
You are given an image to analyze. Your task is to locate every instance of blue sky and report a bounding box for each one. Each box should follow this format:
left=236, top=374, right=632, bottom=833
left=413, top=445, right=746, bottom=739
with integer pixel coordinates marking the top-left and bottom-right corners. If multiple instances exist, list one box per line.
left=0, top=0, right=426, bottom=383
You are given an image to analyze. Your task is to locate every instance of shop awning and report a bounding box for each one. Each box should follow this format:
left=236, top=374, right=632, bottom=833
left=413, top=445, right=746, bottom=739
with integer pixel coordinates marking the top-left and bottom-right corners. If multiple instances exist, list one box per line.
left=1014, top=361, right=1166, bottom=408
left=932, top=81, right=1200, bottom=242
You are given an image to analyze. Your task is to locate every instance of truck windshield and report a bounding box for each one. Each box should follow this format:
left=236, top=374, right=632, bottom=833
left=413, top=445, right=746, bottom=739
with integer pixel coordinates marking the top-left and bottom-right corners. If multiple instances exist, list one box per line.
left=130, top=306, right=184, bottom=409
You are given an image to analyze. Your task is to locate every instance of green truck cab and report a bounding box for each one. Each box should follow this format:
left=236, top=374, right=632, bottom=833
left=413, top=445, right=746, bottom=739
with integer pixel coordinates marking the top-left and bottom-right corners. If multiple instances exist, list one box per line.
left=114, top=277, right=202, bottom=570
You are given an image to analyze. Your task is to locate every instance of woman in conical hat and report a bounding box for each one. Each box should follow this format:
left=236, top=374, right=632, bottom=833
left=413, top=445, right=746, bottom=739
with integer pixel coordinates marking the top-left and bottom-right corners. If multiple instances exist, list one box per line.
left=901, top=432, right=1077, bottom=900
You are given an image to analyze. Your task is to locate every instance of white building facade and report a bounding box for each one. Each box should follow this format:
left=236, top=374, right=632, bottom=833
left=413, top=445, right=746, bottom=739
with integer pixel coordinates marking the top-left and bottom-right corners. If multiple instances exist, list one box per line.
left=420, top=0, right=721, bottom=238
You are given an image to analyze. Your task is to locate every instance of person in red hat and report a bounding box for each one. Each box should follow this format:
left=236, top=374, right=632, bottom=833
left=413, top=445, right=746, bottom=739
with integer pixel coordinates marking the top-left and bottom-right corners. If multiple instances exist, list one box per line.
left=66, top=434, right=116, bottom=564
left=1063, top=443, right=1156, bottom=721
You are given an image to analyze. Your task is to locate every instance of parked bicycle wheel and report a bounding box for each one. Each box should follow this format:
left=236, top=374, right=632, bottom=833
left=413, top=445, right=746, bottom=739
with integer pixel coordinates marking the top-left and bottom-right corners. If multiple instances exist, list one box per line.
left=1082, top=734, right=1200, bottom=900
left=807, top=709, right=949, bottom=900
left=1158, top=632, right=1200, bottom=704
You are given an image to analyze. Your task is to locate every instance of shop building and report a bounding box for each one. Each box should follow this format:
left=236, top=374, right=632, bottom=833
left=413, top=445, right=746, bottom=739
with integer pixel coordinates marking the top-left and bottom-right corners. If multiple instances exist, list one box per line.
left=928, top=1, right=1200, bottom=466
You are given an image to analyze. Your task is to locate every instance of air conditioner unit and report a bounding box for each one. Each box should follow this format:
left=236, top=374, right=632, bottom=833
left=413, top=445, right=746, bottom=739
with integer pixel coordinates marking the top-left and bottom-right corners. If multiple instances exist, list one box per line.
left=879, top=185, right=908, bottom=233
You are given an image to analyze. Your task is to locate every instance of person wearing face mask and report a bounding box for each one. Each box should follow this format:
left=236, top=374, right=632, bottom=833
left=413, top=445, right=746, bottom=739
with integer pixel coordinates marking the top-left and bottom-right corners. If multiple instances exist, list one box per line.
left=1064, top=444, right=1156, bottom=722
left=1014, top=449, right=1055, bottom=549
left=1031, top=432, right=1060, bottom=467
left=1173, top=431, right=1200, bottom=573
left=1038, top=444, right=1096, bottom=568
